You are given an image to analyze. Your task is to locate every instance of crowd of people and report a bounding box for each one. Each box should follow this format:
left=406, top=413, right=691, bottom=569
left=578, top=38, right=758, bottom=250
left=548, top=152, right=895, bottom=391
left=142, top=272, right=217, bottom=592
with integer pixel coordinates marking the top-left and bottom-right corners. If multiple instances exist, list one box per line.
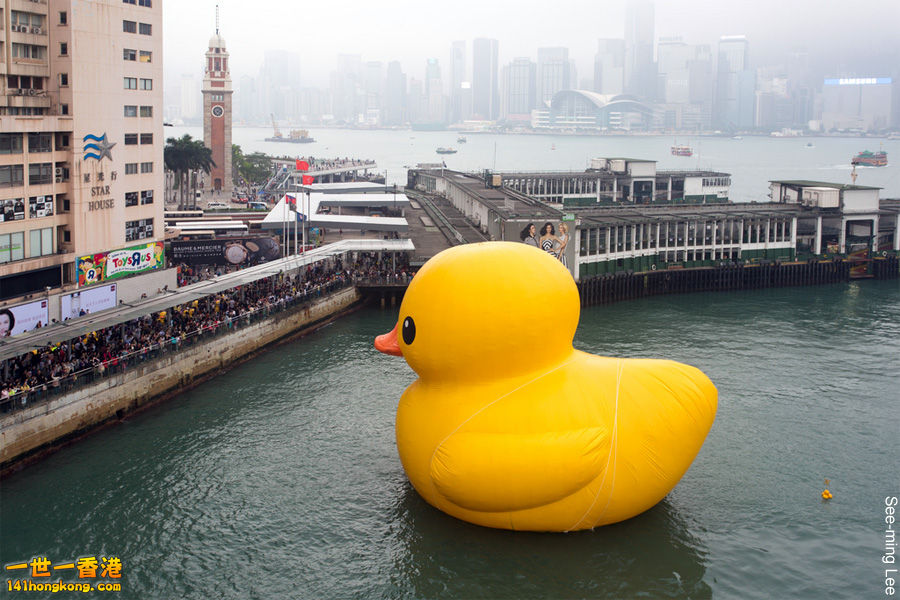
left=1, top=253, right=412, bottom=410
left=520, top=222, right=570, bottom=266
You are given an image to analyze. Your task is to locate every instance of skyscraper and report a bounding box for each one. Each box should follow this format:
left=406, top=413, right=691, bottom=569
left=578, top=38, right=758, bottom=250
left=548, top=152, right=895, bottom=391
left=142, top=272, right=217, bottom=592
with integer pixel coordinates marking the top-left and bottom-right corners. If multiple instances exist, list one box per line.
left=537, top=48, right=571, bottom=107
left=384, top=61, right=407, bottom=126
left=472, top=38, right=499, bottom=120
left=450, top=41, right=466, bottom=124
left=425, top=59, right=444, bottom=123
left=202, top=25, right=233, bottom=197
left=715, top=35, right=755, bottom=130
left=624, top=0, right=656, bottom=101
left=501, top=58, right=536, bottom=120
left=594, top=39, right=625, bottom=95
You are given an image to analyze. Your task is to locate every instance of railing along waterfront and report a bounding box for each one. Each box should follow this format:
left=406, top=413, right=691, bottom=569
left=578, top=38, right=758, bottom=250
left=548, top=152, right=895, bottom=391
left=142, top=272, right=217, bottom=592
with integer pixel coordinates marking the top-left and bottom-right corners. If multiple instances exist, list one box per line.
left=0, top=278, right=353, bottom=415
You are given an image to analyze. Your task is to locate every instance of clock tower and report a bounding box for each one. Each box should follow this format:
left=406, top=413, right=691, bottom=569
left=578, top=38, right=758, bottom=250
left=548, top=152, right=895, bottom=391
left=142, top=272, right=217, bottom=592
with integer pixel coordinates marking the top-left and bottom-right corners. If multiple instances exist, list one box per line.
left=201, top=14, right=233, bottom=199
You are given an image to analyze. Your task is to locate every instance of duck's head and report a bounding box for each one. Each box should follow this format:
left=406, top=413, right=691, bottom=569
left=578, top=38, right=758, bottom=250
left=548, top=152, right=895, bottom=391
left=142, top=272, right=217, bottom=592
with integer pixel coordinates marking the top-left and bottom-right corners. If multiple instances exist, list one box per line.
left=375, top=242, right=579, bottom=381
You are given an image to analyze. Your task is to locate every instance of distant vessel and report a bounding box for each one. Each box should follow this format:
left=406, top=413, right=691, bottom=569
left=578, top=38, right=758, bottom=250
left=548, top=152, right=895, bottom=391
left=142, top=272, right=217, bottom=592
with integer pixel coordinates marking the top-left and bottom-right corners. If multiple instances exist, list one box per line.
left=805, top=142, right=815, bottom=148
left=266, top=114, right=315, bottom=143
left=457, top=136, right=467, bottom=143
left=732, top=135, right=743, bottom=140
left=851, top=150, right=887, bottom=167
left=436, top=147, right=457, bottom=155
left=671, top=144, right=693, bottom=157
left=551, top=144, right=556, bottom=151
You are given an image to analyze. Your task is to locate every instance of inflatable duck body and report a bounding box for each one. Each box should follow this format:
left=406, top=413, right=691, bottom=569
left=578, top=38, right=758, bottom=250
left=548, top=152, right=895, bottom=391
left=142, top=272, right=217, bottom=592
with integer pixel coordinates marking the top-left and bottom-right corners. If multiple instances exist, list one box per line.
left=375, top=242, right=717, bottom=532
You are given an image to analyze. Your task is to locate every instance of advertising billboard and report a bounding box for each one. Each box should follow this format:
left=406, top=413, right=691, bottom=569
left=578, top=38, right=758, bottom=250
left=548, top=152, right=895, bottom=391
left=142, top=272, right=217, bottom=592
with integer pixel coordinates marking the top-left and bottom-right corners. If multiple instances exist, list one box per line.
left=60, top=284, right=118, bottom=320
left=0, top=299, right=49, bottom=338
left=77, top=241, right=164, bottom=287
left=171, top=237, right=281, bottom=267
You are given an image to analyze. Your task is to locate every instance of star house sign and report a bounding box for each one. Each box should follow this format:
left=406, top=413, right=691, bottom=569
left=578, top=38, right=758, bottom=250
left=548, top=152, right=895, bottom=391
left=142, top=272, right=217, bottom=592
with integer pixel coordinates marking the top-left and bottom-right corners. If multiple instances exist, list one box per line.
left=82, top=133, right=116, bottom=162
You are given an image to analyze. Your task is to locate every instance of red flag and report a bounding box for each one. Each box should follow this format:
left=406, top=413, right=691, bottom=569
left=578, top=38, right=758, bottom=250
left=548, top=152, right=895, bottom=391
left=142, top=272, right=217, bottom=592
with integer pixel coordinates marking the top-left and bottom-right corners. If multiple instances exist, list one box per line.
left=296, top=160, right=310, bottom=171
left=285, top=194, right=296, bottom=206
left=302, top=175, right=314, bottom=185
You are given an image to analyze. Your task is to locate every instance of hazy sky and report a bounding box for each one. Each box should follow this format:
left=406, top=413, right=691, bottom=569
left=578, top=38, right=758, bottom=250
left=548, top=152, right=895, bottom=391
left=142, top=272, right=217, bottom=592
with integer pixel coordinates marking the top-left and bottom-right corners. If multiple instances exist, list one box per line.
left=163, top=0, right=900, bottom=89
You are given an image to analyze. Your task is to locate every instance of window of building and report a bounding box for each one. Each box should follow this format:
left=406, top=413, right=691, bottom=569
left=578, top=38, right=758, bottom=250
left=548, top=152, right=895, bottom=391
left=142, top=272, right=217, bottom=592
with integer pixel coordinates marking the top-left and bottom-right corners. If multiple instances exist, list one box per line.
left=0, top=199, right=26, bottom=222
left=125, top=163, right=138, bottom=175
left=28, top=163, right=53, bottom=185
left=139, top=78, right=152, bottom=90
left=28, top=133, right=52, bottom=153
left=125, top=192, right=138, bottom=207
left=139, top=133, right=152, bottom=145
left=140, top=162, right=153, bottom=174
left=59, top=12, right=68, bottom=25
left=59, top=73, right=69, bottom=87
left=123, top=0, right=136, bottom=4
left=124, top=105, right=138, bottom=117
left=0, top=134, right=24, bottom=155
left=139, top=105, right=153, bottom=117
left=139, top=0, right=152, bottom=6
left=125, top=218, right=153, bottom=241
left=0, top=232, right=26, bottom=263
left=138, top=23, right=151, bottom=35
left=60, top=104, right=69, bottom=115
left=123, top=48, right=136, bottom=61
left=11, top=43, right=47, bottom=60
left=124, top=134, right=138, bottom=145
left=123, top=20, right=136, bottom=33
left=0, top=165, right=25, bottom=188
left=124, top=77, right=137, bottom=89
left=140, top=190, right=153, bottom=204
left=60, top=42, right=68, bottom=56
left=28, top=228, right=54, bottom=258
left=139, top=50, right=152, bottom=63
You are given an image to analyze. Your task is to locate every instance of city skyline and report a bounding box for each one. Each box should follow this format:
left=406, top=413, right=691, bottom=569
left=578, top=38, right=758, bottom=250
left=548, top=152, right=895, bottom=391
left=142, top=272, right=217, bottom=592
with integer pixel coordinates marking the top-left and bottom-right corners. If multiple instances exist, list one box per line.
left=164, top=0, right=900, bottom=92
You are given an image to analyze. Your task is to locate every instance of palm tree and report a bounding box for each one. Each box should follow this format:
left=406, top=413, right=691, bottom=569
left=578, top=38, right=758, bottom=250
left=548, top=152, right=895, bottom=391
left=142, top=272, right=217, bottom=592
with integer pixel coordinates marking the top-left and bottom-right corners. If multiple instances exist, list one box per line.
left=164, top=134, right=216, bottom=209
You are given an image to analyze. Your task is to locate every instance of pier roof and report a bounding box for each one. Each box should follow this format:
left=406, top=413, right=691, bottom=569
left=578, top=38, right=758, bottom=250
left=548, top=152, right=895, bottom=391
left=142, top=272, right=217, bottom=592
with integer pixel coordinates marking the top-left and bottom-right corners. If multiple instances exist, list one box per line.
left=0, top=239, right=415, bottom=362
left=769, top=180, right=882, bottom=191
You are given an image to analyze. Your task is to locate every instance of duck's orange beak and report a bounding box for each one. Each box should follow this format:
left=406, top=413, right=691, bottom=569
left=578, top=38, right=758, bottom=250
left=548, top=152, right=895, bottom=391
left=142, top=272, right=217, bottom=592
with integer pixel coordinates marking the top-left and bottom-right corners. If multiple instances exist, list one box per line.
left=375, top=323, right=402, bottom=356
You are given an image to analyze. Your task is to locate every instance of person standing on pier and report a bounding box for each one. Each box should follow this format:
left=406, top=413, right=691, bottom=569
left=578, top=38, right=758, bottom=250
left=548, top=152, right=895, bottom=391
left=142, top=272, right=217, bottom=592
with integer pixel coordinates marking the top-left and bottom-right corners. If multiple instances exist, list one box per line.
left=556, top=223, right=569, bottom=267
left=539, top=223, right=560, bottom=256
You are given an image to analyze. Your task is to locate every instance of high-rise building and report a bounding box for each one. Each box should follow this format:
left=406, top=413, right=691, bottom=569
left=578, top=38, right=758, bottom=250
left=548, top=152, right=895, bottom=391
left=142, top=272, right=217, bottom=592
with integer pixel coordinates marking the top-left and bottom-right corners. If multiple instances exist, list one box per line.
left=537, top=48, right=571, bottom=107
left=594, top=39, right=625, bottom=95
left=656, top=38, right=713, bottom=129
left=624, top=0, right=656, bottom=101
left=715, top=35, right=755, bottom=130
left=450, top=41, right=466, bottom=124
left=364, top=61, right=385, bottom=124
left=331, top=54, right=362, bottom=124
left=501, top=58, right=536, bottom=120
left=425, top=59, right=444, bottom=123
left=384, top=61, right=407, bottom=126
left=472, top=38, right=499, bottom=120
left=821, top=77, right=893, bottom=132
left=1, top=0, right=164, bottom=300
left=180, top=74, right=200, bottom=122
left=202, top=26, right=233, bottom=197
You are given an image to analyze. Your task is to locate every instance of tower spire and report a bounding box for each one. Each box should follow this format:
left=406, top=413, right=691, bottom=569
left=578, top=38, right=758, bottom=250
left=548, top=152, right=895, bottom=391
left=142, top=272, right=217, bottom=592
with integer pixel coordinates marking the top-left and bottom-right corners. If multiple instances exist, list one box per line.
left=215, top=4, right=219, bottom=35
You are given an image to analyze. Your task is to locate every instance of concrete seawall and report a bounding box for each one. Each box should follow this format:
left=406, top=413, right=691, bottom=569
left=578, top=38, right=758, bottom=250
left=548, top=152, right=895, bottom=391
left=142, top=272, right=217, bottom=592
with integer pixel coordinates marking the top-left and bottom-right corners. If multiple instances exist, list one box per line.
left=1, top=286, right=362, bottom=473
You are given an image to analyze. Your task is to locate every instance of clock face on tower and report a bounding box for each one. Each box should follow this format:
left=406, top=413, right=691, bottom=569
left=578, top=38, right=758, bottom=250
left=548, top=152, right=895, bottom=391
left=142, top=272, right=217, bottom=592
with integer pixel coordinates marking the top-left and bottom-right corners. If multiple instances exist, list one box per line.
left=211, top=105, right=224, bottom=118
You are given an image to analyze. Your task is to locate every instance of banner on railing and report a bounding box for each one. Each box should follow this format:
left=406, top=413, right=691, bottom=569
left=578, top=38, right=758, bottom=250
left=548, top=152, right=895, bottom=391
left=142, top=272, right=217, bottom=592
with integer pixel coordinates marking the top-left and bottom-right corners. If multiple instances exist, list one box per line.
left=77, top=242, right=164, bottom=286
left=0, top=298, right=49, bottom=338
left=60, top=283, right=117, bottom=320
left=171, top=237, right=281, bottom=266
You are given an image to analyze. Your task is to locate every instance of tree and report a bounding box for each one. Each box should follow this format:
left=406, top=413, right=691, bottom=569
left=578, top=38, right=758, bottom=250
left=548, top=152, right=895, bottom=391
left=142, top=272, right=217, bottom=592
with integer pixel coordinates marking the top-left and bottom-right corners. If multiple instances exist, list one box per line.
left=164, top=134, right=216, bottom=209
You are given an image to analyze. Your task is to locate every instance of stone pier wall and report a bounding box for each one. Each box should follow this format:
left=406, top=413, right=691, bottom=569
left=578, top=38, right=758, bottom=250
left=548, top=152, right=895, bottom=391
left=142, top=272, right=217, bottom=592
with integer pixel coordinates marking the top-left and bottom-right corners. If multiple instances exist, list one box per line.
left=0, top=287, right=361, bottom=472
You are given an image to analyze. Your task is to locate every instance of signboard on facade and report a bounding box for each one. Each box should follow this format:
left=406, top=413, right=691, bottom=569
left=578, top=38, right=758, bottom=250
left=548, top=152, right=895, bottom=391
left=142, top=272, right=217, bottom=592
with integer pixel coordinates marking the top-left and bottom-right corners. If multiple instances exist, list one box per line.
left=77, top=241, right=164, bottom=287
left=60, top=284, right=117, bottom=320
left=171, top=237, right=281, bottom=266
left=0, top=299, right=49, bottom=338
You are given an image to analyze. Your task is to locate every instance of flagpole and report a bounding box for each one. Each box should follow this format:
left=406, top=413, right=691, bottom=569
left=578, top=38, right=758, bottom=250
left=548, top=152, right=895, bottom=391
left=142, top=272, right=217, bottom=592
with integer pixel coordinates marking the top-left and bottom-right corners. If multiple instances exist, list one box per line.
left=294, top=198, right=298, bottom=256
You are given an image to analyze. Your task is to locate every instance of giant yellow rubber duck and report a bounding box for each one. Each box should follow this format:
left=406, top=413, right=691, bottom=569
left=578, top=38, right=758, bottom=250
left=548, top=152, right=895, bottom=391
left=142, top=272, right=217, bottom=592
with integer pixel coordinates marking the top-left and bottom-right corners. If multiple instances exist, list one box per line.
left=375, top=242, right=717, bottom=532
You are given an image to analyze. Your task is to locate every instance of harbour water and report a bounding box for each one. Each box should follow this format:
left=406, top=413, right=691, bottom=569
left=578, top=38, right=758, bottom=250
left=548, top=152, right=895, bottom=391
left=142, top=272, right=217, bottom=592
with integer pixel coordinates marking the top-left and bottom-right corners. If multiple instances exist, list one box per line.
left=2, top=280, right=898, bottom=598
left=177, top=126, right=900, bottom=202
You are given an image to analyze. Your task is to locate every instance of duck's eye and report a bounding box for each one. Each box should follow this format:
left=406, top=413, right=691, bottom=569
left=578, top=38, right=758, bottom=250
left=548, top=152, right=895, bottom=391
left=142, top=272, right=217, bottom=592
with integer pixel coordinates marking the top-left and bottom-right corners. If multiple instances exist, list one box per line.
left=402, top=316, right=416, bottom=345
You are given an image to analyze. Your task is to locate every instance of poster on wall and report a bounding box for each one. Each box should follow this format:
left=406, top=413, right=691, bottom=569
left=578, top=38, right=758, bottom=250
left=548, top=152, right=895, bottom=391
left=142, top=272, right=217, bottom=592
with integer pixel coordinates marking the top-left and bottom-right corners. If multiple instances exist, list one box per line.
left=0, top=299, right=49, bottom=338
left=171, top=237, right=281, bottom=266
left=77, top=241, right=164, bottom=287
left=60, top=284, right=117, bottom=321
left=0, top=198, right=26, bottom=223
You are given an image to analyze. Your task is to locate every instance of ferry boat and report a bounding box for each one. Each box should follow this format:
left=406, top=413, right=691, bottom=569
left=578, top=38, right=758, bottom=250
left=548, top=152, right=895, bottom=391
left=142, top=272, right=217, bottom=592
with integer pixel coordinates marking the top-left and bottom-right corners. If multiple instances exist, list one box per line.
left=457, top=136, right=467, bottom=143
left=671, top=144, right=693, bottom=157
left=851, top=150, right=887, bottom=167
left=436, top=147, right=457, bottom=155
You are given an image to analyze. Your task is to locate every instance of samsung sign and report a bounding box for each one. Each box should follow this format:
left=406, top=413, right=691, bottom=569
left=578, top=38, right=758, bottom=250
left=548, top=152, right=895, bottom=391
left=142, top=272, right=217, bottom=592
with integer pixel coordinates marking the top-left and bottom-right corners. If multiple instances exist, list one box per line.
left=824, top=78, right=892, bottom=86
